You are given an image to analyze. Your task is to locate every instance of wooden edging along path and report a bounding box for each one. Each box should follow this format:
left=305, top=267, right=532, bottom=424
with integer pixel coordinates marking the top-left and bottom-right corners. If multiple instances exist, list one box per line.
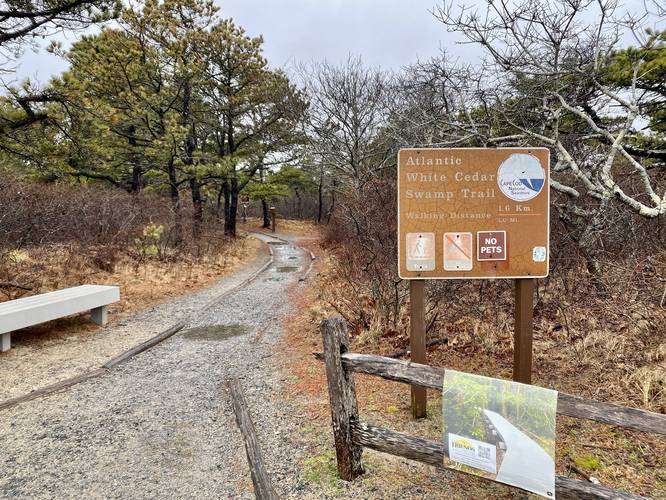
left=0, top=233, right=284, bottom=412
left=226, top=377, right=279, bottom=500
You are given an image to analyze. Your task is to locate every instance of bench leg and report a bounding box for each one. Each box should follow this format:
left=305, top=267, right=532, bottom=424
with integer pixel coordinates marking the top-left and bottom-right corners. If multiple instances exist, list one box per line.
left=91, top=306, right=108, bottom=326
left=1, top=332, right=10, bottom=352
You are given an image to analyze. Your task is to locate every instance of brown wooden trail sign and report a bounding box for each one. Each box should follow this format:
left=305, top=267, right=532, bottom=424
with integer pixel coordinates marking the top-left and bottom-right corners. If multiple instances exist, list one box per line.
left=398, top=148, right=551, bottom=415
left=398, top=147, right=550, bottom=279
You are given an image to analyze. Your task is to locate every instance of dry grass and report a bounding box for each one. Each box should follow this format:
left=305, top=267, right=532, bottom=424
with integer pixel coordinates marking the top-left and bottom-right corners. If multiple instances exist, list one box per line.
left=0, top=235, right=260, bottom=341
left=278, top=241, right=666, bottom=499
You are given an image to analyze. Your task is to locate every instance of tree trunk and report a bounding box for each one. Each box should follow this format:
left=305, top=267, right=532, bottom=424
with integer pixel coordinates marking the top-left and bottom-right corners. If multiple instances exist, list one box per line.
left=190, top=177, right=203, bottom=239
left=128, top=124, right=142, bottom=193
left=295, top=188, right=302, bottom=219
left=225, top=193, right=238, bottom=237
left=224, top=177, right=239, bottom=237
left=223, top=179, right=231, bottom=226
left=327, top=179, right=337, bottom=224
left=216, top=184, right=224, bottom=216
left=578, top=203, right=608, bottom=294
left=181, top=76, right=201, bottom=239
left=558, top=201, right=607, bottom=295
left=168, top=160, right=182, bottom=245
left=317, top=173, right=324, bottom=224
left=259, top=164, right=270, bottom=228
left=130, top=165, right=142, bottom=193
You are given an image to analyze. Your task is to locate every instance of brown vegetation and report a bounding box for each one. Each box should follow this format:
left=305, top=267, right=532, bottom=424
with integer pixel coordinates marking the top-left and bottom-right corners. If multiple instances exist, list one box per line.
left=280, top=205, right=665, bottom=497
left=0, top=177, right=260, bottom=324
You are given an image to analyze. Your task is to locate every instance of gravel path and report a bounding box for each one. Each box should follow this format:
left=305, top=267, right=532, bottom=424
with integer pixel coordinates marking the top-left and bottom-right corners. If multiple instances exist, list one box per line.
left=0, top=239, right=269, bottom=401
left=0, top=234, right=311, bottom=499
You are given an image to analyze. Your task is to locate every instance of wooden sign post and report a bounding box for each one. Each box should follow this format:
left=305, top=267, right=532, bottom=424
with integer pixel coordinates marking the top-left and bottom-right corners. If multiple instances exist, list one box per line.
left=409, top=280, right=427, bottom=418
left=513, top=278, right=534, bottom=384
left=269, top=206, right=276, bottom=233
left=397, top=148, right=550, bottom=411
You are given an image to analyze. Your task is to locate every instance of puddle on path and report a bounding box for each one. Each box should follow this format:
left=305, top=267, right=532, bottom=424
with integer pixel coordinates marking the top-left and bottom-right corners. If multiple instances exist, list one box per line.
left=182, top=324, right=249, bottom=341
left=276, top=266, right=299, bottom=273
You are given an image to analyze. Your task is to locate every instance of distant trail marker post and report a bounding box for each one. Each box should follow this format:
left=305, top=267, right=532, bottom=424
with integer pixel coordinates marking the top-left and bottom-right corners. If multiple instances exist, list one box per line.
left=241, top=195, right=250, bottom=224
left=269, top=206, right=276, bottom=233
left=398, top=148, right=550, bottom=399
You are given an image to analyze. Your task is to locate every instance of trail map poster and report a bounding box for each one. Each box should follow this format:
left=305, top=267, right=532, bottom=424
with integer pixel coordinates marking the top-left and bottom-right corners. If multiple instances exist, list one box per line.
left=398, top=148, right=550, bottom=279
left=442, top=370, right=558, bottom=499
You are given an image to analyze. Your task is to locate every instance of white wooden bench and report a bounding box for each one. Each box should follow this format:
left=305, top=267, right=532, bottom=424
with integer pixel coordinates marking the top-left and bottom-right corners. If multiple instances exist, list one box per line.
left=0, top=285, right=120, bottom=352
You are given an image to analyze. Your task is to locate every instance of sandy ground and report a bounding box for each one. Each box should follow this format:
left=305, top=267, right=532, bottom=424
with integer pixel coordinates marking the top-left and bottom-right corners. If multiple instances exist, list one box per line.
left=0, top=239, right=270, bottom=402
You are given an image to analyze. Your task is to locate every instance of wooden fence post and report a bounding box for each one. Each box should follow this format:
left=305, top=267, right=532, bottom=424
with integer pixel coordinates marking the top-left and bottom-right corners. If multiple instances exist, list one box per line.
left=410, top=280, right=427, bottom=418
left=513, top=278, right=534, bottom=384
left=321, top=317, right=364, bottom=480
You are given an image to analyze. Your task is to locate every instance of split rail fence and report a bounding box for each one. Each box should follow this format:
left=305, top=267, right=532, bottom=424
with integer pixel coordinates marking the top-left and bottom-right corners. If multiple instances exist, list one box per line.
left=316, top=317, right=666, bottom=500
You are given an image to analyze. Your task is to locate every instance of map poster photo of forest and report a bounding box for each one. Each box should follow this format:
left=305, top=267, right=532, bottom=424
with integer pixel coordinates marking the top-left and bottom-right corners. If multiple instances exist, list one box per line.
left=442, top=371, right=558, bottom=498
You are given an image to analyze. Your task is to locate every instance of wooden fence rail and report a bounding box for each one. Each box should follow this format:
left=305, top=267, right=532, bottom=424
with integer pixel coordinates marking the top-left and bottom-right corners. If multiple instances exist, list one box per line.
left=316, top=317, right=666, bottom=500
left=313, top=351, right=666, bottom=435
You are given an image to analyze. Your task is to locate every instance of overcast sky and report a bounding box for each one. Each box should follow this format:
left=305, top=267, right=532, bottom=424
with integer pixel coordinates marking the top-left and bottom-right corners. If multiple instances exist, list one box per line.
left=218, top=0, right=470, bottom=68
left=13, top=0, right=475, bottom=85
left=12, top=0, right=661, bottom=86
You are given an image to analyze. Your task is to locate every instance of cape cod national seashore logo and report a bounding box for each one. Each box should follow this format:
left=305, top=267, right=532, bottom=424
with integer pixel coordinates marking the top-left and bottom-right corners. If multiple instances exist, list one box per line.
left=497, top=154, right=545, bottom=202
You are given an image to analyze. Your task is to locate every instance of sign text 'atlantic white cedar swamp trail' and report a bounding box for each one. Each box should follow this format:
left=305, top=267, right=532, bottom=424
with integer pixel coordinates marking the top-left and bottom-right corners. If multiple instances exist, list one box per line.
left=398, top=148, right=550, bottom=280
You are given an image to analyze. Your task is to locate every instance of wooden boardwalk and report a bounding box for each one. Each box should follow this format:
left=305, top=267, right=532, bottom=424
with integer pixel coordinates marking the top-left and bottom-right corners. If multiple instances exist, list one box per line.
left=483, top=409, right=555, bottom=496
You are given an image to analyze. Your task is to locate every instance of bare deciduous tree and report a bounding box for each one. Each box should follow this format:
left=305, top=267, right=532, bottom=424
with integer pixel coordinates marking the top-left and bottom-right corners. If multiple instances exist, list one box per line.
left=433, top=0, right=665, bottom=219
left=301, top=56, right=395, bottom=192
